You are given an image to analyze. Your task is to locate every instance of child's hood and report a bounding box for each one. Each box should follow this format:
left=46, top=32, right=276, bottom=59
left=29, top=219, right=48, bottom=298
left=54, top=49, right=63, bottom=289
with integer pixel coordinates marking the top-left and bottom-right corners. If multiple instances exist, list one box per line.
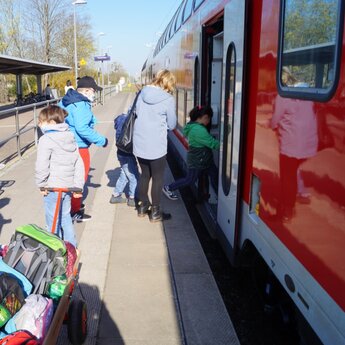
left=183, top=122, right=203, bottom=137
left=61, top=89, right=89, bottom=107
left=43, top=123, right=78, bottom=153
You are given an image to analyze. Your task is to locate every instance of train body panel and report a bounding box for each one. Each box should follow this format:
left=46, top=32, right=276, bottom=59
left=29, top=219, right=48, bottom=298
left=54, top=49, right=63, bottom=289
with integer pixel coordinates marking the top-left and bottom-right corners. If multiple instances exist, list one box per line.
left=142, top=0, right=345, bottom=343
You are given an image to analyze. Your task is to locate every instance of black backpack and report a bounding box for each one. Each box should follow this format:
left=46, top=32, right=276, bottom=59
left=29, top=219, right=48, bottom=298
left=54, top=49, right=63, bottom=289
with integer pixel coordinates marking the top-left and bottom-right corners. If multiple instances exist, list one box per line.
left=0, top=273, right=26, bottom=327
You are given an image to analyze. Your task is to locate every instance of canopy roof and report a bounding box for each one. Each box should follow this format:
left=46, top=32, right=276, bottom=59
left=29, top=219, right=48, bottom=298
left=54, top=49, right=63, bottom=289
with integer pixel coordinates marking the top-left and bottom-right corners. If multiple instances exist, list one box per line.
left=0, top=54, right=71, bottom=75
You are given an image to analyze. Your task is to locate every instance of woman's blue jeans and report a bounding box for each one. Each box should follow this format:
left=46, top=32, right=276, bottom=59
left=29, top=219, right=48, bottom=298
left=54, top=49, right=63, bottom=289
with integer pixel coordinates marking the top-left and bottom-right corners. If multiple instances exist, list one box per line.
left=44, top=191, right=77, bottom=247
left=114, top=154, right=139, bottom=198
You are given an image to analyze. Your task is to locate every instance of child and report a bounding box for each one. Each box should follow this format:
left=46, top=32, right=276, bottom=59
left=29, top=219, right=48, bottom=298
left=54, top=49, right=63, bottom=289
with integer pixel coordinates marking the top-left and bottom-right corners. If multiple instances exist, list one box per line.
left=109, top=111, right=139, bottom=207
left=163, top=105, right=220, bottom=201
left=35, top=105, right=84, bottom=247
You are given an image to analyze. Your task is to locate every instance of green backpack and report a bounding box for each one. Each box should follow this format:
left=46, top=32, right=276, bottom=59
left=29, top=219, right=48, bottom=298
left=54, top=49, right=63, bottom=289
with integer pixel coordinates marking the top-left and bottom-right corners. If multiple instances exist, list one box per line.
left=3, top=224, right=67, bottom=295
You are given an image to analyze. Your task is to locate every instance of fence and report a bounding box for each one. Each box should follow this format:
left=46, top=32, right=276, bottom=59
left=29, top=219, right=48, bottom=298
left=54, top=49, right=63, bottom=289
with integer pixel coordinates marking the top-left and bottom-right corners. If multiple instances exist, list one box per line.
left=0, top=86, right=116, bottom=167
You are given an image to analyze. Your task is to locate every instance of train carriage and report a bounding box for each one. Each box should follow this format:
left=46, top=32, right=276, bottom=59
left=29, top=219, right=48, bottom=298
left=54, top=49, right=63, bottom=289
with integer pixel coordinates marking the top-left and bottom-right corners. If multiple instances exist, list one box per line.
left=141, top=1, right=345, bottom=344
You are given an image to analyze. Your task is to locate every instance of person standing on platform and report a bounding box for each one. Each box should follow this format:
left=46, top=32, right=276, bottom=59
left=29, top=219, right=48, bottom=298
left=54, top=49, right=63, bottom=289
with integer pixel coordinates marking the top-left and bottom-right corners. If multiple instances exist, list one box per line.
left=35, top=105, right=84, bottom=247
left=44, top=84, right=54, bottom=100
left=109, top=111, right=139, bottom=207
left=65, top=80, right=74, bottom=94
left=133, top=69, right=177, bottom=222
left=59, top=76, right=108, bottom=222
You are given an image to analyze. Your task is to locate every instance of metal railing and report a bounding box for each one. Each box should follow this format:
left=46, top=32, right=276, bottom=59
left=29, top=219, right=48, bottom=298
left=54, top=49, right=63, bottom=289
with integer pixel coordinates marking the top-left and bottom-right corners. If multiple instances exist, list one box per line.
left=0, top=86, right=117, bottom=166
left=0, top=99, right=60, bottom=162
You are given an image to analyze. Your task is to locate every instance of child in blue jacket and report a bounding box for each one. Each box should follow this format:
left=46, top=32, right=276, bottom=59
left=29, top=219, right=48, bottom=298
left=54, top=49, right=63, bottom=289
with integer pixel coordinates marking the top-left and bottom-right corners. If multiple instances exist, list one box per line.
left=109, top=111, right=139, bottom=207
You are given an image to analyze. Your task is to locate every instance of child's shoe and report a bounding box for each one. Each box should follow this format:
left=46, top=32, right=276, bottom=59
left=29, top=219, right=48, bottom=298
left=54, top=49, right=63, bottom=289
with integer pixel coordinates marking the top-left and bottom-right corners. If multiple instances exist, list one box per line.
left=127, top=198, right=136, bottom=207
left=110, top=195, right=127, bottom=204
left=162, top=185, right=178, bottom=201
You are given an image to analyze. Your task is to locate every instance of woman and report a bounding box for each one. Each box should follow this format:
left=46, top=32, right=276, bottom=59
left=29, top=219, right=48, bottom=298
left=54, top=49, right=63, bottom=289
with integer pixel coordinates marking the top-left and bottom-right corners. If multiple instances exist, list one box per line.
left=133, top=69, right=177, bottom=222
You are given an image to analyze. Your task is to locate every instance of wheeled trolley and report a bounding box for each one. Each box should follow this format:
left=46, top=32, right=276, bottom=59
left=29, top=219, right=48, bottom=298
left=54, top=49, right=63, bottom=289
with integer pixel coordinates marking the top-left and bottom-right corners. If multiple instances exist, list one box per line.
left=40, top=187, right=87, bottom=345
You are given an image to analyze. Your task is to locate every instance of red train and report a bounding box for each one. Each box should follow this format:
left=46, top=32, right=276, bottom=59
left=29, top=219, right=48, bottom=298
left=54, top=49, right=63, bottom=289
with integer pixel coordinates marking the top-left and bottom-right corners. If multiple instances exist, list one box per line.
left=141, top=1, right=345, bottom=344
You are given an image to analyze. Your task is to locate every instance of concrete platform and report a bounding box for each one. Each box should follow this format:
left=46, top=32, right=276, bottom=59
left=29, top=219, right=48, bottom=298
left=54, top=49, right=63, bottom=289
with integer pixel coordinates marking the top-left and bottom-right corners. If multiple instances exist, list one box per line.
left=0, top=94, right=239, bottom=345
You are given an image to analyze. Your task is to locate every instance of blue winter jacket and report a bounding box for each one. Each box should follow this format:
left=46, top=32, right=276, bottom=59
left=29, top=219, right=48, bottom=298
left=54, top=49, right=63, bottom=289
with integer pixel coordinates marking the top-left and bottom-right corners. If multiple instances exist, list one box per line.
left=133, top=86, right=176, bottom=160
left=59, top=89, right=106, bottom=148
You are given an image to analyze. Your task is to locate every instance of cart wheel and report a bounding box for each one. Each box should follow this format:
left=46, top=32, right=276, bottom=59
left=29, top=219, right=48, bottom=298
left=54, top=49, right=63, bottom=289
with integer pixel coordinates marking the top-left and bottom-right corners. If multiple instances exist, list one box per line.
left=67, top=299, right=87, bottom=345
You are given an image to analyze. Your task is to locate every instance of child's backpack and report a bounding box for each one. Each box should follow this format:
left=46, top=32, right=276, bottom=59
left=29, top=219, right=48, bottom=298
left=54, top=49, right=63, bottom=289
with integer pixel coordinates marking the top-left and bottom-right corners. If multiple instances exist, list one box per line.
left=114, top=113, right=127, bottom=142
left=0, top=273, right=26, bottom=328
left=0, top=330, right=38, bottom=345
left=13, top=295, right=53, bottom=341
left=0, top=260, right=32, bottom=297
left=3, top=224, right=67, bottom=295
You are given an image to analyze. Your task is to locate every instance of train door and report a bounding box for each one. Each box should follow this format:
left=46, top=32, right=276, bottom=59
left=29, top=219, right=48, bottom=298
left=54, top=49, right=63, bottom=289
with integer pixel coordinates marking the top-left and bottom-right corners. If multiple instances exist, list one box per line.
left=217, top=0, right=246, bottom=254
left=200, top=14, right=224, bottom=211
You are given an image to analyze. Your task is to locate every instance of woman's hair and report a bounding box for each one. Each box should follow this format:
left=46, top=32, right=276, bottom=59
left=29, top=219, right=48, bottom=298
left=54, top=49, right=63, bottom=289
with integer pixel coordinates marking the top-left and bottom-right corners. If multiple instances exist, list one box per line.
left=151, top=69, right=176, bottom=94
left=39, top=105, right=67, bottom=124
left=189, top=105, right=213, bottom=122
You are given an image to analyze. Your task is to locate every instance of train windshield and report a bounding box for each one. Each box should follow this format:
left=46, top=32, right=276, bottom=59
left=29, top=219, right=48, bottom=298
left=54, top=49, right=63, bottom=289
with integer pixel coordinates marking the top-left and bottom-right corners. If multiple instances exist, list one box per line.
left=279, top=0, right=342, bottom=99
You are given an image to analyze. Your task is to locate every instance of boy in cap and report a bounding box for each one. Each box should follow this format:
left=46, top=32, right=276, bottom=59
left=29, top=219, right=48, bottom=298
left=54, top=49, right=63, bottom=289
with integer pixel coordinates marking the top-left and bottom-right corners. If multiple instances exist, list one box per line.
left=59, top=76, right=108, bottom=222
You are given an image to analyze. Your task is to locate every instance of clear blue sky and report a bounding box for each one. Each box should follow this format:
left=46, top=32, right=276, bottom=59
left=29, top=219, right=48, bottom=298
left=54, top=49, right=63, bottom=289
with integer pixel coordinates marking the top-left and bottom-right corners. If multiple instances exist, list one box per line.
left=78, top=0, right=181, bottom=77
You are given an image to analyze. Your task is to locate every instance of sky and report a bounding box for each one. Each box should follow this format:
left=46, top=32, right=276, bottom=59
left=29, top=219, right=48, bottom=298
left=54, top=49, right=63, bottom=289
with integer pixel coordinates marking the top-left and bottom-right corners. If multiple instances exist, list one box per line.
left=77, top=0, right=182, bottom=77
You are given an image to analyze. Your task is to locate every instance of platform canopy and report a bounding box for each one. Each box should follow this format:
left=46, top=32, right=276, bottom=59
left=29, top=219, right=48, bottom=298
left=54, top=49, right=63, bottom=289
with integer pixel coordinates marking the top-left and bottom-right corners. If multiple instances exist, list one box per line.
left=0, top=54, right=71, bottom=75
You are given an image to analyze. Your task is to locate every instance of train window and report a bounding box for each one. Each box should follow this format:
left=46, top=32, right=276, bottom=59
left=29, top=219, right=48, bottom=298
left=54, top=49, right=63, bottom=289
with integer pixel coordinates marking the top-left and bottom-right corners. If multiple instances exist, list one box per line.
left=222, top=43, right=236, bottom=196
left=169, top=9, right=179, bottom=39
left=186, top=89, right=193, bottom=123
left=183, top=0, right=193, bottom=23
left=194, top=0, right=205, bottom=11
left=165, top=16, right=175, bottom=44
left=172, top=3, right=183, bottom=35
left=177, top=89, right=186, bottom=129
left=163, top=27, right=170, bottom=45
left=175, top=0, right=186, bottom=32
left=278, top=0, right=343, bottom=101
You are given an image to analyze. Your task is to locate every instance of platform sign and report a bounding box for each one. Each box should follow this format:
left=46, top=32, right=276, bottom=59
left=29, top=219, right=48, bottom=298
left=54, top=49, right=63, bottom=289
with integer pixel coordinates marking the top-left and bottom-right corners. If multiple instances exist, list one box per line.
left=94, top=55, right=111, bottom=62
left=80, top=58, right=87, bottom=66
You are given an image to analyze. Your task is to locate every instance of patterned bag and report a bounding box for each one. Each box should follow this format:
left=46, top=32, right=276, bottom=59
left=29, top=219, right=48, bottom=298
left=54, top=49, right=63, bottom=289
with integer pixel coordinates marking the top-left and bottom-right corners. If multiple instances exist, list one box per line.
left=0, top=273, right=26, bottom=328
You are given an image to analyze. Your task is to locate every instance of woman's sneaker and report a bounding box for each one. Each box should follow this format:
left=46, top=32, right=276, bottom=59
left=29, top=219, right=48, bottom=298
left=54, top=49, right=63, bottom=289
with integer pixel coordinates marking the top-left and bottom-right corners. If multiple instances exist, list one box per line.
left=162, top=185, right=178, bottom=201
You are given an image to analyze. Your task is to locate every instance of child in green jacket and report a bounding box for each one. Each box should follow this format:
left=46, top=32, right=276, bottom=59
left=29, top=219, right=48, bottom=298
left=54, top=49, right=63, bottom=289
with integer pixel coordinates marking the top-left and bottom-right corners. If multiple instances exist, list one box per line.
left=163, top=105, right=220, bottom=200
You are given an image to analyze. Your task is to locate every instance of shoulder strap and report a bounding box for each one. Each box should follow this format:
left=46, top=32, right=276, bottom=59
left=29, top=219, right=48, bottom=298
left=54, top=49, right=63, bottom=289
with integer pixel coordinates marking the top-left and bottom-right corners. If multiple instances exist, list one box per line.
left=131, top=91, right=141, bottom=112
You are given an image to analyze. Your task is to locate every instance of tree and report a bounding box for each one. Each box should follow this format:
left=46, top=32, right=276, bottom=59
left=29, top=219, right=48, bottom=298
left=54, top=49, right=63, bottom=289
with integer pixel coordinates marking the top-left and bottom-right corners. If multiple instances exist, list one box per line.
left=284, top=0, right=337, bottom=50
left=56, top=12, right=95, bottom=68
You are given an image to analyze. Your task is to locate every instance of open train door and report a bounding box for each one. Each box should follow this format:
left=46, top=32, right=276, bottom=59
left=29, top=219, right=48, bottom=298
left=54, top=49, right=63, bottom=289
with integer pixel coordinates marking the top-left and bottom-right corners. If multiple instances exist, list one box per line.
left=217, top=0, right=246, bottom=259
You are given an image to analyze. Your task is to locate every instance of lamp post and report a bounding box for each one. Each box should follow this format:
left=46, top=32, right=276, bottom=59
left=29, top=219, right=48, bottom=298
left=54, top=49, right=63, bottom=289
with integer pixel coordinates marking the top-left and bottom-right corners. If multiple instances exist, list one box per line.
left=107, top=45, right=112, bottom=85
left=97, top=32, right=105, bottom=88
left=97, top=32, right=105, bottom=55
left=73, top=0, right=87, bottom=84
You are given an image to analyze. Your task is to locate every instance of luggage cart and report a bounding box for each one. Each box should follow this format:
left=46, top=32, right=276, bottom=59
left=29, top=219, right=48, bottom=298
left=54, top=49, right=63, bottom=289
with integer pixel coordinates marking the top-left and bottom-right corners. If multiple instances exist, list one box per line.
left=40, top=187, right=87, bottom=345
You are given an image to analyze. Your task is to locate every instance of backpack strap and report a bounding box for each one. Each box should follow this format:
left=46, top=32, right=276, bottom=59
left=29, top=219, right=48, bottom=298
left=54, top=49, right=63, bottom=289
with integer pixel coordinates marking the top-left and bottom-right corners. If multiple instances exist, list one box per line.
left=32, top=259, right=52, bottom=295
left=5, top=235, right=23, bottom=267
left=26, top=249, right=48, bottom=280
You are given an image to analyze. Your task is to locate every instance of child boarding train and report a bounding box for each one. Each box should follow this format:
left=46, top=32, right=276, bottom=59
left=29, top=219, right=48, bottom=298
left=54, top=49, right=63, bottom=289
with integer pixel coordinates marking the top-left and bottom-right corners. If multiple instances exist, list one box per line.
left=141, top=1, right=345, bottom=344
